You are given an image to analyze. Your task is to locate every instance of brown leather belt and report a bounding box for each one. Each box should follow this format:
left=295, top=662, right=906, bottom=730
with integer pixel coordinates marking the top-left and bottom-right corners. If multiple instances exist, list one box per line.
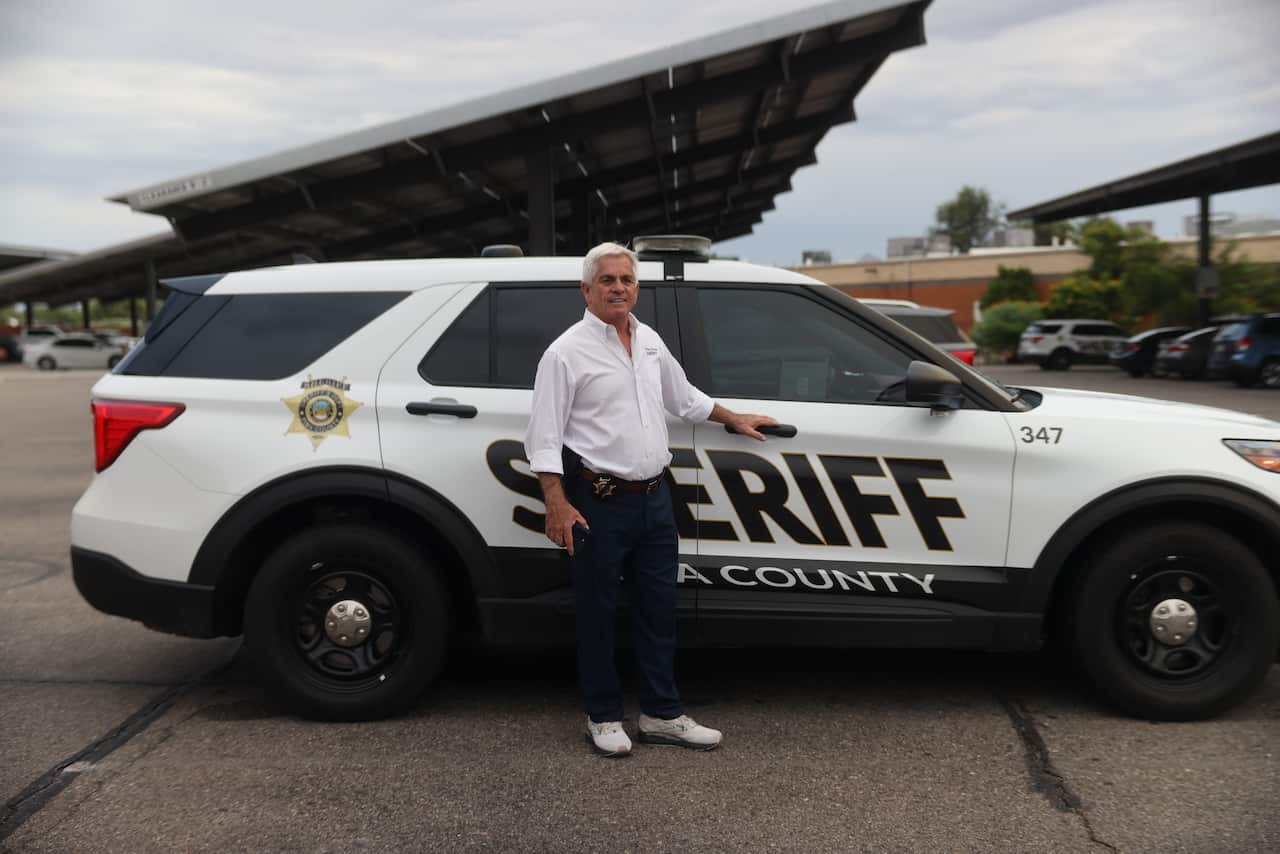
left=579, top=467, right=663, bottom=497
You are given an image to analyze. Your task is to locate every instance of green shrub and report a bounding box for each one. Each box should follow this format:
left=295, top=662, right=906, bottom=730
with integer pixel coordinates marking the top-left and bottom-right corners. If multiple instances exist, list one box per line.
left=972, top=300, right=1045, bottom=355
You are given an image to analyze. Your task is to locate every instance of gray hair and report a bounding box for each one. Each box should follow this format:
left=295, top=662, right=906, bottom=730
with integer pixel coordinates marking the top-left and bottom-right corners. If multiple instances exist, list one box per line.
left=582, top=242, right=638, bottom=285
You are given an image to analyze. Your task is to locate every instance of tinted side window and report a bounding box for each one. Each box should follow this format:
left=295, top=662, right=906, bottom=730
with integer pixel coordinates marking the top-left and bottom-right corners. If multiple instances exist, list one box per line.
left=1258, top=317, right=1280, bottom=336
left=125, top=292, right=405, bottom=380
left=423, top=284, right=656, bottom=388
left=421, top=291, right=490, bottom=385
left=697, top=288, right=913, bottom=404
left=888, top=313, right=963, bottom=343
left=57, top=339, right=95, bottom=349
left=1028, top=323, right=1061, bottom=334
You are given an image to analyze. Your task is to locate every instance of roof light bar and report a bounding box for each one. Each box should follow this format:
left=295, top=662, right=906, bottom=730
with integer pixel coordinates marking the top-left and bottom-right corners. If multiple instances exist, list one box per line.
left=632, top=234, right=711, bottom=262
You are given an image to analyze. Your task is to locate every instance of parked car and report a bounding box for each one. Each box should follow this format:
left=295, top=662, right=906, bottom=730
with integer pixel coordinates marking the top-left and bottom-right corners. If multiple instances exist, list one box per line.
left=22, top=332, right=127, bottom=370
left=17, top=324, right=64, bottom=350
left=1016, top=319, right=1127, bottom=370
left=1108, top=326, right=1190, bottom=377
left=0, top=333, right=22, bottom=363
left=863, top=302, right=977, bottom=365
left=1207, top=314, right=1280, bottom=388
left=1155, top=326, right=1221, bottom=380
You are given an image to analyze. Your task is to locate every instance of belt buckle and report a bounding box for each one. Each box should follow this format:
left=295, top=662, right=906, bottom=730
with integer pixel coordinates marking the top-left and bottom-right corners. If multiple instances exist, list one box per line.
left=645, top=477, right=660, bottom=494
left=591, top=474, right=617, bottom=499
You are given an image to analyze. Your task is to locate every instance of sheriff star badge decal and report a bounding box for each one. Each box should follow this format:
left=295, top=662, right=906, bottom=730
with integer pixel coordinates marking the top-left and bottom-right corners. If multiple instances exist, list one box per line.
left=282, top=376, right=363, bottom=450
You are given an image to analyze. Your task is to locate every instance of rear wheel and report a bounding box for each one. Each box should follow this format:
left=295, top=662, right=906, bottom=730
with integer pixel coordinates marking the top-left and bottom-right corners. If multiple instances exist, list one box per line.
left=1046, top=348, right=1072, bottom=371
left=1067, top=522, right=1278, bottom=720
left=36, top=355, right=56, bottom=370
left=1260, top=358, right=1280, bottom=389
left=244, top=524, right=450, bottom=720
left=107, top=354, right=122, bottom=369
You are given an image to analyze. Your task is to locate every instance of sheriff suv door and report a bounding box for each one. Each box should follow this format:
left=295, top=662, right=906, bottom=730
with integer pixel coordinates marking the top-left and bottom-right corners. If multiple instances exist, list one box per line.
left=679, top=283, right=1019, bottom=648
left=377, top=278, right=691, bottom=644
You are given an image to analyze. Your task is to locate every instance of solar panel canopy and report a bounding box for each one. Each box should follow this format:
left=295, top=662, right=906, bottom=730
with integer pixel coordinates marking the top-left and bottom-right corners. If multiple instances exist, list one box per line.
left=0, top=0, right=930, bottom=308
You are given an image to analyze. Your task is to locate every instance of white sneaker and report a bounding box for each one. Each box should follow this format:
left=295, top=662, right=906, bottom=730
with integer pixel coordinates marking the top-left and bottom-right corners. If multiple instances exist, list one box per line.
left=637, top=714, right=722, bottom=750
left=584, top=718, right=632, bottom=757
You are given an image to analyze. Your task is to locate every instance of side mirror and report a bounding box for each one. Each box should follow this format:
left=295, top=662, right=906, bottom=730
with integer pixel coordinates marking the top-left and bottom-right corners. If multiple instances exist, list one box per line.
left=905, top=360, right=964, bottom=413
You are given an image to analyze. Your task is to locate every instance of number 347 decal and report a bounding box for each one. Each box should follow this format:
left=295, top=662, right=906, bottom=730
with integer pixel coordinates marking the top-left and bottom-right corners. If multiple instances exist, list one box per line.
left=1020, top=426, right=1063, bottom=444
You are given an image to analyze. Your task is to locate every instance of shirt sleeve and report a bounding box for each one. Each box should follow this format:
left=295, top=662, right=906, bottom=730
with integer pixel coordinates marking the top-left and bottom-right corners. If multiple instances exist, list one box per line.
left=524, top=347, right=574, bottom=474
left=658, top=338, right=714, bottom=423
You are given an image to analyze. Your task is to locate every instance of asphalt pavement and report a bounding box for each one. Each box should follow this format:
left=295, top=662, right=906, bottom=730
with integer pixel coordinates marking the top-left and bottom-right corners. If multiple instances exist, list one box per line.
left=1, top=363, right=1277, bottom=853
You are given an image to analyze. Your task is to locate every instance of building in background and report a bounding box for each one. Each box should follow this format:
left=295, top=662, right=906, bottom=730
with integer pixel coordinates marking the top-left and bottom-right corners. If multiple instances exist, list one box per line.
left=796, top=233, right=1280, bottom=331
left=1183, top=212, right=1280, bottom=237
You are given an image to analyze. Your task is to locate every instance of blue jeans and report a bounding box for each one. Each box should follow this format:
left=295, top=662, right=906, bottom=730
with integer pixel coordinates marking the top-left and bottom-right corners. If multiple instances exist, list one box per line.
left=570, top=478, right=683, bottom=723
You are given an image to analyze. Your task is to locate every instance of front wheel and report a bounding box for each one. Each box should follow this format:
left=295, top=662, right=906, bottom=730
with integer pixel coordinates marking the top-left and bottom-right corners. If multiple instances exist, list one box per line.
left=244, top=524, right=450, bottom=720
left=36, top=355, right=56, bottom=370
left=1067, top=522, right=1278, bottom=720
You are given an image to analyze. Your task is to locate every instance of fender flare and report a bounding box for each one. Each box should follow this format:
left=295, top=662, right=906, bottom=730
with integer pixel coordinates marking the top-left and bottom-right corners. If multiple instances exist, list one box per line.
left=1017, top=476, right=1280, bottom=613
left=189, top=466, right=500, bottom=598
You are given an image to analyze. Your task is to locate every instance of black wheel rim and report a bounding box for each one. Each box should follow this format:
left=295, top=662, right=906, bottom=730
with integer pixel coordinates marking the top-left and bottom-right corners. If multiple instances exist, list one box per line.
left=292, top=565, right=408, bottom=690
left=1117, top=559, right=1234, bottom=680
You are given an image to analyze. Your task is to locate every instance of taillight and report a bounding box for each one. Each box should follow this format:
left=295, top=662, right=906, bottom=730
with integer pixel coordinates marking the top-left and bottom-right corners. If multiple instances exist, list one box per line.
left=951, top=349, right=976, bottom=365
left=92, top=399, right=185, bottom=472
left=1236, top=337, right=1254, bottom=353
left=1028, top=335, right=1043, bottom=344
left=1125, top=342, right=1140, bottom=352
left=1168, top=344, right=1188, bottom=353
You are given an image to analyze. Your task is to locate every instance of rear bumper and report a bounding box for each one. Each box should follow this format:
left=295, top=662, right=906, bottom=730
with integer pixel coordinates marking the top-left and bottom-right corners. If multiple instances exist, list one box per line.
left=72, top=547, right=221, bottom=638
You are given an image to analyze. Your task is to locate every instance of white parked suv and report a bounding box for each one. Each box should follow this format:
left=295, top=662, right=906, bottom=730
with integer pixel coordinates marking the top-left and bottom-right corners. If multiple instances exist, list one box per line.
left=1017, top=318, right=1127, bottom=370
left=72, top=239, right=1280, bottom=721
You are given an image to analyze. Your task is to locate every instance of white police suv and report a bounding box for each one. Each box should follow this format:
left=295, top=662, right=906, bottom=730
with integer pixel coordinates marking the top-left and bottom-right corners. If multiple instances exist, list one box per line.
left=73, top=237, right=1280, bottom=721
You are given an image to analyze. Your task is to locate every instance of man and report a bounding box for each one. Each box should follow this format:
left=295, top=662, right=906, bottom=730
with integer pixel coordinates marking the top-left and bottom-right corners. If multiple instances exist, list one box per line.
left=525, top=242, right=776, bottom=757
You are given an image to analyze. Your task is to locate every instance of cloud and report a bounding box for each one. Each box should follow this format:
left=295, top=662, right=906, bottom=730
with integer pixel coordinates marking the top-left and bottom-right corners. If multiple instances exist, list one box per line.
left=1, top=0, right=1278, bottom=262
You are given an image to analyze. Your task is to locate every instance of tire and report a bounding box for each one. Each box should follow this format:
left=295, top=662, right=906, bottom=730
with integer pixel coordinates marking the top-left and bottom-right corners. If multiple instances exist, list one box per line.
left=1046, top=348, right=1072, bottom=371
left=36, top=356, right=56, bottom=370
left=244, top=524, right=450, bottom=721
left=1127, top=369, right=1143, bottom=378
left=1067, top=522, right=1278, bottom=720
left=1260, top=358, right=1280, bottom=389
left=1232, top=373, right=1255, bottom=388
left=107, top=354, right=122, bottom=369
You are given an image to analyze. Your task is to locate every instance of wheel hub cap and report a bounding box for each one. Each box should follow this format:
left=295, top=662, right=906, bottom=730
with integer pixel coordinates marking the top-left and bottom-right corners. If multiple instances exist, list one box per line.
left=1149, top=597, right=1197, bottom=646
left=324, top=599, right=372, bottom=647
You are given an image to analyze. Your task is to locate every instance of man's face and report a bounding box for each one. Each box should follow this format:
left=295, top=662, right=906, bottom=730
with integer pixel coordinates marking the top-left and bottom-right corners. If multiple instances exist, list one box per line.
left=582, top=254, right=638, bottom=326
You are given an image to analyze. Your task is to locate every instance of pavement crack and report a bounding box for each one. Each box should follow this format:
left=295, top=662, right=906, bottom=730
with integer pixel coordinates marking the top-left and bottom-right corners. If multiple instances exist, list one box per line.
left=996, top=691, right=1118, bottom=853
left=0, top=662, right=229, bottom=843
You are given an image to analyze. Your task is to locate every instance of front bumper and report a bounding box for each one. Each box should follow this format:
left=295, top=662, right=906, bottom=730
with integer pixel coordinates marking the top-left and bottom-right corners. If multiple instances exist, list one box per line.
left=71, top=547, right=220, bottom=638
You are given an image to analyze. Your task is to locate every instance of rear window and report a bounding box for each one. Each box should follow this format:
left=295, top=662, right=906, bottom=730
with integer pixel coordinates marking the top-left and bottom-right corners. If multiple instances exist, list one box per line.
left=1026, top=323, right=1061, bottom=334
left=118, top=292, right=406, bottom=380
left=1216, top=323, right=1248, bottom=340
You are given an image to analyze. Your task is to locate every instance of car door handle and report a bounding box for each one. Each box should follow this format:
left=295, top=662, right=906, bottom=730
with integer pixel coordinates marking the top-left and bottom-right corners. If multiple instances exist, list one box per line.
left=406, top=402, right=478, bottom=418
left=724, top=423, right=797, bottom=438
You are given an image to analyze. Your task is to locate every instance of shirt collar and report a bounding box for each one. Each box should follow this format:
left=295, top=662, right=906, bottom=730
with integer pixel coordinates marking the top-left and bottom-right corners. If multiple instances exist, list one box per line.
left=582, top=308, right=636, bottom=339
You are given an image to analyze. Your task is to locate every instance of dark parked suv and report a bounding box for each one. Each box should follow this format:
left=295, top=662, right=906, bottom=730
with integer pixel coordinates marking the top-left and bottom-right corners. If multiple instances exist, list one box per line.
left=1109, top=326, right=1190, bottom=377
left=1208, top=314, right=1280, bottom=388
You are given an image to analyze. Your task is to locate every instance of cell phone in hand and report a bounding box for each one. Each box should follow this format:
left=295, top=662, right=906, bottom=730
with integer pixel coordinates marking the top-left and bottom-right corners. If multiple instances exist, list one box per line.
left=572, top=522, right=591, bottom=551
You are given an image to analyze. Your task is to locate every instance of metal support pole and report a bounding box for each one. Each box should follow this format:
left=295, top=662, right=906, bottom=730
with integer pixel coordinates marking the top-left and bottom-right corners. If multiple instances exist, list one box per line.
left=25, top=301, right=34, bottom=330
left=569, top=192, right=591, bottom=257
left=1196, top=194, right=1214, bottom=327
left=144, top=259, right=158, bottom=323
left=129, top=297, right=139, bottom=337
left=82, top=299, right=91, bottom=330
left=526, top=148, right=556, bottom=256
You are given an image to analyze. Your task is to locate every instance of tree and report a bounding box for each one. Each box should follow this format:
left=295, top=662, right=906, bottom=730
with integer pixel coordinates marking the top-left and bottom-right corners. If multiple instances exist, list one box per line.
left=981, top=265, right=1038, bottom=308
left=934, top=186, right=1001, bottom=254
left=972, top=300, right=1045, bottom=357
left=1044, top=273, right=1125, bottom=323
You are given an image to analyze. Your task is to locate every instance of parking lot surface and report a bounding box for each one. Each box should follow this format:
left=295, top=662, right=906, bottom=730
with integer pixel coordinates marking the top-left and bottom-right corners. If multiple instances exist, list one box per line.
left=1, top=363, right=1277, bottom=853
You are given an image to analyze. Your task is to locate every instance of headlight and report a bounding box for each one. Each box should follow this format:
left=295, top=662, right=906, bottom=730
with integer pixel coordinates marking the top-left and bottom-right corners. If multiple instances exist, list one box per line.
left=1223, top=439, right=1280, bottom=473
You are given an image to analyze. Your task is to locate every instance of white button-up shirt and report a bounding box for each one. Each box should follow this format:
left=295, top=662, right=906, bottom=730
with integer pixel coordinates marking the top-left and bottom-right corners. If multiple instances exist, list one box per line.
left=525, top=309, right=714, bottom=480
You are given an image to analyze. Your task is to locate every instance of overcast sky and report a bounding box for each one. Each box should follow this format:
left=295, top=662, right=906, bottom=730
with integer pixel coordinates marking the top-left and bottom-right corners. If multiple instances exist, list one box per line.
left=2, top=0, right=1278, bottom=266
